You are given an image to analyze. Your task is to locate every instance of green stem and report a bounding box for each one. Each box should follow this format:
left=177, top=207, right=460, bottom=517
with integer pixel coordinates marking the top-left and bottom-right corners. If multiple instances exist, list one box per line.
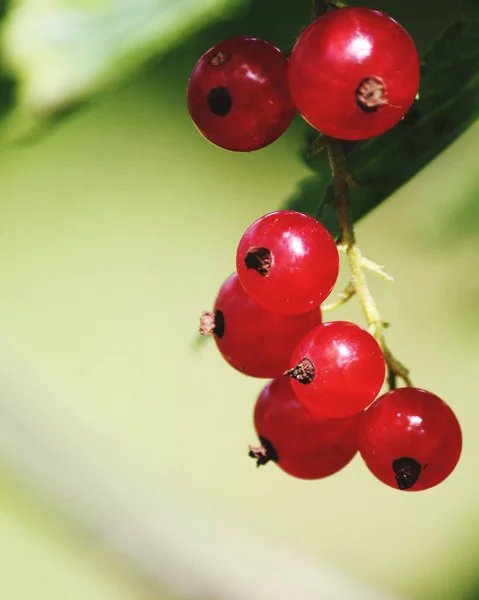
left=328, top=0, right=348, bottom=7
left=325, top=138, right=412, bottom=389
left=313, top=0, right=348, bottom=16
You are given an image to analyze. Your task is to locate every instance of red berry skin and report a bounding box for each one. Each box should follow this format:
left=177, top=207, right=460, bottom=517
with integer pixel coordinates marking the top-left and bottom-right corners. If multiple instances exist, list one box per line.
left=288, top=7, right=420, bottom=140
left=236, top=210, right=339, bottom=316
left=358, top=388, right=462, bottom=492
left=287, top=321, right=385, bottom=418
left=205, top=273, right=321, bottom=378
left=252, top=377, right=360, bottom=479
left=187, top=37, right=296, bottom=152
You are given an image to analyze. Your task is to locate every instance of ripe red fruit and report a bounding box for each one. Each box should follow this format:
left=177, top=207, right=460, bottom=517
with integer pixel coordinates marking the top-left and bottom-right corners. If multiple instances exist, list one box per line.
left=200, top=273, right=321, bottom=378
left=249, top=377, right=360, bottom=479
left=288, top=7, right=420, bottom=140
left=187, top=37, right=296, bottom=152
left=286, top=321, right=385, bottom=418
left=236, top=210, right=339, bottom=316
left=358, top=387, right=462, bottom=491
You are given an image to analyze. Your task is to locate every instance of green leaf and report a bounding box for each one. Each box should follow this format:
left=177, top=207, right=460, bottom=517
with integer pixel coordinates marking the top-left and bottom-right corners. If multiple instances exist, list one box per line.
left=0, top=72, right=16, bottom=119
left=285, top=0, right=479, bottom=236
left=0, top=0, right=248, bottom=115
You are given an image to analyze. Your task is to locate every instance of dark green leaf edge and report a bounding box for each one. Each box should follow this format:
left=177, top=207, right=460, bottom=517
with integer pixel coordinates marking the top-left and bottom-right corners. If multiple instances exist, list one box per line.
left=285, top=0, right=479, bottom=237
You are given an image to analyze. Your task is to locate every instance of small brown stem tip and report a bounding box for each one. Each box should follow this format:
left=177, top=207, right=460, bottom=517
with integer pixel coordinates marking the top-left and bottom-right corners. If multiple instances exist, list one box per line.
left=244, top=247, right=272, bottom=276
left=199, top=309, right=225, bottom=338
left=356, top=77, right=387, bottom=112
left=199, top=311, right=215, bottom=335
left=209, top=50, right=230, bottom=67
left=248, top=437, right=278, bottom=467
left=284, top=358, right=315, bottom=384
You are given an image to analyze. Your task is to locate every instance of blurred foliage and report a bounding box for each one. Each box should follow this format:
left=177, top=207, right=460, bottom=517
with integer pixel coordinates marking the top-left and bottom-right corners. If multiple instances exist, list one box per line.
left=286, top=0, right=478, bottom=236
left=0, top=72, right=15, bottom=119
left=442, top=192, right=479, bottom=246
left=0, top=2, right=476, bottom=599
left=0, top=0, right=477, bottom=218
left=0, top=0, right=8, bottom=19
left=0, top=0, right=249, bottom=115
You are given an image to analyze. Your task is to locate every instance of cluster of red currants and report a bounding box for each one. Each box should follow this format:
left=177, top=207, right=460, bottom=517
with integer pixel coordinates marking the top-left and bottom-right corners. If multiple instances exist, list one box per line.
left=199, top=210, right=462, bottom=491
left=192, top=6, right=462, bottom=492
left=187, top=6, right=421, bottom=149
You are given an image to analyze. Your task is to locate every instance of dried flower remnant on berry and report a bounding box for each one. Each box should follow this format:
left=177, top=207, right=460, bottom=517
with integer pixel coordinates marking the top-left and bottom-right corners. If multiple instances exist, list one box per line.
left=206, top=87, right=232, bottom=117
left=284, top=358, right=315, bottom=383
left=209, top=50, right=229, bottom=66
left=355, top=77, right=387, bottom=112
left=248, top=436, right=279, bottom=467
left=199, top=309, right=225, bottom=337
left=244, top=247, right=272, bottom=276
left=392, top=457, right=422, bottom=490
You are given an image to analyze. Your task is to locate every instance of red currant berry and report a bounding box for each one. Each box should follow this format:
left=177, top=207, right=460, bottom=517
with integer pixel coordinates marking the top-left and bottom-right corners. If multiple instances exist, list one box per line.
left=200, top=273, right=321, bottom=378
left=236, top=210, right=339, bottom=315
left=358, top=388, right=462, bottom=491
left=187, top=37, right=296, bottom=152
left=286, top=321, right=385, bottom=418
left=249, top=377, right=359, bottom=479
left=288, top=7, right=420, bottom=140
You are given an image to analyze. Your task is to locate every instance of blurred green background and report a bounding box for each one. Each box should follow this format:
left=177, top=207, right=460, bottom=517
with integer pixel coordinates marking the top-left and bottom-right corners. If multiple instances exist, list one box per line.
left=0, top=0, right=478, bottom=598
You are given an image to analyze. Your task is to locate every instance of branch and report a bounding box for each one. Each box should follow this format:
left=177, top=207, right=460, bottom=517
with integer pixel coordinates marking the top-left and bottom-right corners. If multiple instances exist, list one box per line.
left=325, top=138, right=412, bottom=388
left=321, top=281, right=356, bottom=312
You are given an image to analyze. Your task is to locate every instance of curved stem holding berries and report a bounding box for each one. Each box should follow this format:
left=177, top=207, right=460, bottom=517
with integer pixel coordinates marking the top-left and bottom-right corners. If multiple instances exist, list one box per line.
left=324, top=137, right=412, bottom=389
left=321, top=282, right=356, bottom=313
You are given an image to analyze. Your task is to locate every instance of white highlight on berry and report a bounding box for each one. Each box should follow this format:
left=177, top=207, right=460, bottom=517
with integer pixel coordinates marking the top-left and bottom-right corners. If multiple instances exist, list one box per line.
left=346, top=35, right=373, bottom=61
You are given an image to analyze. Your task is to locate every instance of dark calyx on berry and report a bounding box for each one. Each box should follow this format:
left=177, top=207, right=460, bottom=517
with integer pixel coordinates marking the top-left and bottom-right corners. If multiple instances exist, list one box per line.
left=356, top=77, right=387, bottom=112
left=284, top=358, right=315, bottom=384
left=207, top=87, right=232, bottom=116
left=392, top=457, right=422, bottom=490
left=244, top=247, right=272, bottom=276
left=199, top=309, right=225, bottom=337
left=248, top=436, right=279, bottom=467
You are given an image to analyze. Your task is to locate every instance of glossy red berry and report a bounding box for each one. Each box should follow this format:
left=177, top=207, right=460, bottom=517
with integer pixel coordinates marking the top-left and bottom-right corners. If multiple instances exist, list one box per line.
left=236, top=210, right=339, bottom=316
left=358, top=388, right=462, bottom=491
left=288, top=7, right=420, bottom=140
left=187, top=37, right=296, bottom=152
left=200, top=273, right=321, bottom=378
left=286, top=321, right=385, bottom=418
left=249, top=377, right=360, bottom=479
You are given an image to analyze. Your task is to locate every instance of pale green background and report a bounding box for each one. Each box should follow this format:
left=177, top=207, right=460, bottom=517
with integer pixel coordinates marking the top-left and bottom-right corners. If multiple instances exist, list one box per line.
left=0, top=1, right=478, bottom=598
